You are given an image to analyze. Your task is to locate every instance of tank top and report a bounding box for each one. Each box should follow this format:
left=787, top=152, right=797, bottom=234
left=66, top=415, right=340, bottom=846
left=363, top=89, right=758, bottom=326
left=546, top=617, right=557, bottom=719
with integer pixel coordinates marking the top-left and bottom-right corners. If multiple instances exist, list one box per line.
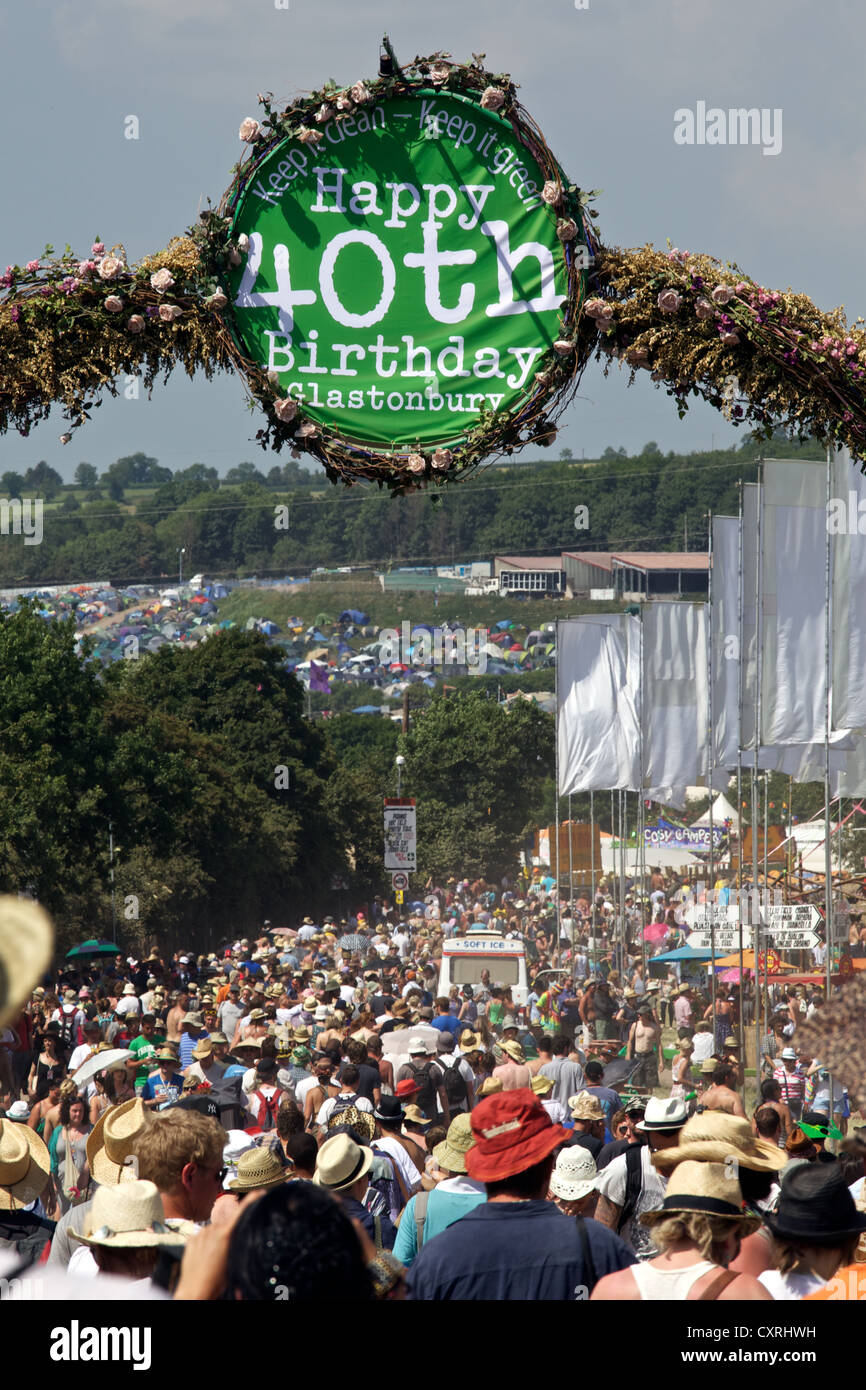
left=630, top=1259, right=719, bottom=1301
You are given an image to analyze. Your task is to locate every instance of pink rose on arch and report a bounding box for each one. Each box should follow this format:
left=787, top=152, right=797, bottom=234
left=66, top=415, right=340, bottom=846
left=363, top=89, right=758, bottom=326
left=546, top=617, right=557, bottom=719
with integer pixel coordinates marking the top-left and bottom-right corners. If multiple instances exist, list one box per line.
left=297, top=126, right=323, bottom=145
left=336, top=95, right=354, bottom=112
left=406, top=454, right=427, bottom=474
left=77, top=260, right=97, bottom=276
left=431, top=449, right=453, bottom=470
left=91, top=242, right=105, bottom=257
left=274, top=398, right=298, bottom=424
left=584, top=298, right=608, bottom=320
left=554, top=339, right=575, bottom=356
left=350, top=82, right=371, bottom=104
left=104, top=295, right=124, bottom=313
left=315, top=103, right=336, bottom=124
left=295, top=422, right=318, bottom=440
left=695, top=298, right=714, bottom=320
left=25, top=260, right=40, bottom=273
left=430, top=62, right=451, bottom=85
left=239, top=118, right=261, bottom=143
left=150, top=268, right=174, bottom=293
left=711, top=284, right=734, bottom=305
left=541, top=181, right=562, bottom=206
left=556, top=218, right=578, bottom=243
left=207, top=290, right=228, bottom=310
left=720, top=331, right=740, bottom=347
left=158, top=303, right=182, bottom=322
left=127, top=315, right=145, bottom=333
left=734, top=281, right=749, bottom=295
left=481, top=87, right=505, bottom=111
left=658, top=289, right=683, bottom=314
left=97, top=256, right=124, bottom=281
left=625, top=347, right=649, bottom=368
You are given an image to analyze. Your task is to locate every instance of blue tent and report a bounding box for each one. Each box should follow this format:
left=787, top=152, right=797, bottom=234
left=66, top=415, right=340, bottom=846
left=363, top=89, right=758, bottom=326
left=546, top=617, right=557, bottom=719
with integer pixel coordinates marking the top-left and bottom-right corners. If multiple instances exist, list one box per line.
left=259, top=620, right=280, bottom=635
left=339, top=609, right=370, bottom=625
left=649, top=946, right=713, bottom=962
left=352, top=704, right=386, bottom=714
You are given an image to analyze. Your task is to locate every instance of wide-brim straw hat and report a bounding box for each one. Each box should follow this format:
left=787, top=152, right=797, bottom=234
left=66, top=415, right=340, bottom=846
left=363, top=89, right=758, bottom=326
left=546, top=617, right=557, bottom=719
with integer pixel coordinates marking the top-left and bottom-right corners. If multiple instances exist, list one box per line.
left=0, top=1118, right=51, bottom=1211
left=73, top=1179, right=193, bottom=1248
left=531, top=1074, right=555, bottom=1096
left=433, top=1114, right=475, bottom=1174
left=651, top=1113, right=788, bottom=1175
left=641, top=1161, right=761, bottom=1232
left=313, top=1134, right=373, bottom=1192
left=459, top=1031, right=482, bottom=1053
left=499, top=1039, right=525, bottom=1065
left=0, top=896, right=54, bottom=1031
left=86, top=1098, right=149, bottom=1185
left=227, top=1148, right=287, bottom=1193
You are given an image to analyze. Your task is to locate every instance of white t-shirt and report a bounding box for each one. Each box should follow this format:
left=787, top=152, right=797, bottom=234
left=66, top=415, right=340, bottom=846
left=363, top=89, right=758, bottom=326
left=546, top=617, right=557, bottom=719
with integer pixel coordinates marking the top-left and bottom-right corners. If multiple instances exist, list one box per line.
left=295, top=1076, right=324, bottom=1109
left=68, top=1043, right=97, bottom=1074
left=758, top=1269, right=825, bottom=1301
left=373, top=1133, right=423, bottom=1190
left=595, top=1145, right=667, bottom=1261
left=692, top=1033, right=715, bottom=1064
left=115, top=996, right=142, bottom=1018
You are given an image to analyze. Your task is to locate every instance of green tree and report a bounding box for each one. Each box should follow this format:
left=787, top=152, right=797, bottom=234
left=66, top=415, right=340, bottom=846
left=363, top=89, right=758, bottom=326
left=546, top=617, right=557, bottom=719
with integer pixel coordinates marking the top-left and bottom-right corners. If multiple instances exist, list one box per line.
left=74, top=463, right=99, bottom=488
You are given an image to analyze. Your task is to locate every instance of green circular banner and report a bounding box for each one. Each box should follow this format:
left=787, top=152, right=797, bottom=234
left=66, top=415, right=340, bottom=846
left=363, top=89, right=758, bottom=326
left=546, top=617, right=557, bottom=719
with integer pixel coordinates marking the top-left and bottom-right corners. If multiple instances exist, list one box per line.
left=226, top=90, right=574, bottom=453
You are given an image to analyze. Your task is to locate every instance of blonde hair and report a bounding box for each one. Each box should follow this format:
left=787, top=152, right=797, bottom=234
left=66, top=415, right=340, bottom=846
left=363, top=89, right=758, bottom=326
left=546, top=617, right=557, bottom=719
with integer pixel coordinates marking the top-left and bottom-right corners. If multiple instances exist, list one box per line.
left=134, top=1110, right=225, bottom=1194
left=769, top=1234, right=859, bottom=1277
left=651, top=1212, right=744, bottom=1263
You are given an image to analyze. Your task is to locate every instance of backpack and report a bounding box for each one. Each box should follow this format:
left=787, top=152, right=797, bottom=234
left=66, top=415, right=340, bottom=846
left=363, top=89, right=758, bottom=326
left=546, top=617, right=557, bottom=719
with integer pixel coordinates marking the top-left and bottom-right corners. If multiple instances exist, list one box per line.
left=57, top=1007, right=78, bottom=1052
left=616, top=1142, right=645, bottom=1237
left=254, top=1087, right=283, bottom=1131
left=438, top=1056, right=469, bottom=1113
left=330, top=1091, right=360, bottom=1119
left=405, top=1061, right=438, bottom=1117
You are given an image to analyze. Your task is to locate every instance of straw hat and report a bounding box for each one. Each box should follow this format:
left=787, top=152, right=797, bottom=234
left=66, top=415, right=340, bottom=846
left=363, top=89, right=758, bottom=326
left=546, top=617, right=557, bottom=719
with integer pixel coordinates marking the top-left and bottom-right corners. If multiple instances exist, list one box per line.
left=72, top=1179, right=193, bottom=1248
left=191, top=1038, right=213, bottom=1060
left=0, top=896, right=54, bottom=1031
left=477, top=1078, right=504, bottom=1099
left=0, top=1118, right=50, bottom=1211
left=499, top=1039, right=525, bottom=1065
left=531, top=1073, right=555, bottom=1097
left=459, top=1030, right=482, bottom=1053
left=432, top=1114, right=475, bottom=1174
left=72, top=1184, right=191, bottom=1251
left=569, top=1093, right=605, bottom=1122
left=154, top=1045, right=178, bottom=1063
left=227, top=1148, right=287, bottom=1193
left=86, top=1098, right=149, bottom=1186
left=640, top=1161, right=760, bottom=1231
left=313, top=1134, right=372, bottom=1192
left=550, top=1146, right=599, bottom=1202
left=651, top=1112, right=788, bottom=1174
left=699, top=1058, right=718, bottom=1075
left=403, top=1105, right=432, bottom=1128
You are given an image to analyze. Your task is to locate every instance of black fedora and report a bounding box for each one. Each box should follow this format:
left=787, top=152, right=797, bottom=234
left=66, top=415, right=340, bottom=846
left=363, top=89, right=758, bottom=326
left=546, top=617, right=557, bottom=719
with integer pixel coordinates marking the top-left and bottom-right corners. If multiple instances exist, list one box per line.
left=764, top=1164, right=866, bottom=1244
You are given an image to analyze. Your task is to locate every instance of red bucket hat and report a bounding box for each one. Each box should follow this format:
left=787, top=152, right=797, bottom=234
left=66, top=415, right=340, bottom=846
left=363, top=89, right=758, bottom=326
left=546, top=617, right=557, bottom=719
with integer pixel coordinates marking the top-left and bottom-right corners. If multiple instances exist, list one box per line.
left=465, top=1090, right=570, bottom=1183
left=394, top=1078, right=421, bottom=1101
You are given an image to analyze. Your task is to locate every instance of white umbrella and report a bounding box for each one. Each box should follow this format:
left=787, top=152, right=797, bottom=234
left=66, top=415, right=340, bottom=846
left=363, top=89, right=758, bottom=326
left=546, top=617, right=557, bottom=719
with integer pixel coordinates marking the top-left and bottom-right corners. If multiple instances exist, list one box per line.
left=380, top=1024, right=439, bottom=1075
left=70, top=1048, right=132, bottom=1090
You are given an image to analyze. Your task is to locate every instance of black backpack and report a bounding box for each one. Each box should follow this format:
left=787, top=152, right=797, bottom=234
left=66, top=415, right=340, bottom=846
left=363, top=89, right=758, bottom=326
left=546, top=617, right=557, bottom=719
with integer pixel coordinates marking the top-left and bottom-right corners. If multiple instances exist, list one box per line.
left=617, top=1142, right=645, bottom=1236
left=438, top=1056, right=469, bottom=1112
left=406, top=1061, right=438, bottom=1116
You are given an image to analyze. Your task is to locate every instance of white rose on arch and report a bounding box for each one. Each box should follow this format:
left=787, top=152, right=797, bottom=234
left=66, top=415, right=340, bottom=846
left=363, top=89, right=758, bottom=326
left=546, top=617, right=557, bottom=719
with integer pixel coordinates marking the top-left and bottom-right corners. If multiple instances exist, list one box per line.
left=239, top=118, right=261, bottom=143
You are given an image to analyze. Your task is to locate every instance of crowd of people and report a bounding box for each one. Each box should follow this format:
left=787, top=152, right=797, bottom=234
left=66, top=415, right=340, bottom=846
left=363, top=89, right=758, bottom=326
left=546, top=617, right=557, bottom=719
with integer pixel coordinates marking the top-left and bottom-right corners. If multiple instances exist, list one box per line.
left=0, top=874, right=862, bottom=1302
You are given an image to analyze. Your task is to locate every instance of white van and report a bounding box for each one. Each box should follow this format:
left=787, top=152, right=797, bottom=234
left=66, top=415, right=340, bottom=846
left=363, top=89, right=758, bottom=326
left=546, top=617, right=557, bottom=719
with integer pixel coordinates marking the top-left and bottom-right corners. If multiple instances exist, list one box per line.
left=438, top=931, right=528, bottom=1007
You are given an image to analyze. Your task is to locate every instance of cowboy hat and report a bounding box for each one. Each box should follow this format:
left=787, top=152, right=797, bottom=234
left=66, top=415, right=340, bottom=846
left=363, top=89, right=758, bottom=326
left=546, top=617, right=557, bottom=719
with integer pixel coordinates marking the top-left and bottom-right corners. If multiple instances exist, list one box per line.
left=227, top=1148, right=288, bottom=1193
left=0, top=1119, right=50, bottom=1211
left=403, top=1105, right=433, bottom=1128
left=640, top=1161, right=760, bottom=1231
left=651, top=1113, right=788, bottom=1174
left=0, top=897, right=53, bottom=1032
left=86, top=1098, right=149, bottom=1186
left=459, top=1031, right=482, bottom=1053
left=530, top=1074, right=555, bottom=1097
left=191, top=1038, right=213, bottom=1060
left=569, top=1093, right=605, bottom=1122
left=72, top=1179, right=192, bottom=1248
left=764, top=1164, right=866, bottom=1244
left=313, top=1134, right=372, bottom=1192
left=499, top=1039, right=525, bottom=1065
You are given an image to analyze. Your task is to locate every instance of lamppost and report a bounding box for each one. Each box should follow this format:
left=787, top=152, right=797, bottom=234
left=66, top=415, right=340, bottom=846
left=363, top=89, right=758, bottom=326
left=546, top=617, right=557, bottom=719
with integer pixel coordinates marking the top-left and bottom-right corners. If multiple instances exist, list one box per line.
left=178, top=547, right=186, bottom=586
left=395, top=754, right=405, bottom=797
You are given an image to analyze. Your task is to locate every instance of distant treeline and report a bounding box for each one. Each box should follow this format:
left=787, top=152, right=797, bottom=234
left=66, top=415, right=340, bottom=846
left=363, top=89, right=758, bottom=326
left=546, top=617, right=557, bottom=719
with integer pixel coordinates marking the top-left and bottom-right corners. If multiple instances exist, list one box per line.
left=0, top=435, right=819, bottom=586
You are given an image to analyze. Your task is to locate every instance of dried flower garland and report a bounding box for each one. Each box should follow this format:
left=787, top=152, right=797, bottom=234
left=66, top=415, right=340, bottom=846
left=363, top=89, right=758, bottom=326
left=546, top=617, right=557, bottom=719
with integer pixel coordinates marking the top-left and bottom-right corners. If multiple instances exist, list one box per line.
left=2, top=43, right=865, bottom=492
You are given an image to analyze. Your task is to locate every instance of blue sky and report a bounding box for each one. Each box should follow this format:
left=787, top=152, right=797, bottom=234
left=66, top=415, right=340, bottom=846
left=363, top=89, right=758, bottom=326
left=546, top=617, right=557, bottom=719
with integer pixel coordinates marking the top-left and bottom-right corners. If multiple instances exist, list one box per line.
left=3, top=0, right=864, bottom=481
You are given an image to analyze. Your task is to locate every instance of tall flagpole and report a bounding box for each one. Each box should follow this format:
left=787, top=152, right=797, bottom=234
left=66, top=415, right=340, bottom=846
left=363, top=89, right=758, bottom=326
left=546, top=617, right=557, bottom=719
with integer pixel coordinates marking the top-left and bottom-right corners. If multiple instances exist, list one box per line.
left=825, top=447, right=835, bottom=1124
left=555, top=620, right=561, bottom=955
left=567, top=792, right=574, bottom=973
left=590, top=789, right=597, bottom=978
left=752, top=461, right=764, bottom=1096
left=707, top=512, right=717, bottom=1028
left=736, top=482, right=747, bottom=1094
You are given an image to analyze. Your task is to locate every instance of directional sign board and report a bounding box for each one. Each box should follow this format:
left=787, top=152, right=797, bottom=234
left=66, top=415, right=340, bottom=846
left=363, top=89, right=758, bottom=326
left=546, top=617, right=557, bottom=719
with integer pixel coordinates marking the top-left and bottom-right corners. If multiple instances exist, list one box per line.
left=684, top=905, right=743, bottom=929
left=688, top=929, right=753, bottom=951
left=761, top=904, right=821, bottom=931
left=384, top=799, right=416, bottom=871
left=764, top=930, right=820, bottom=950
left=391, top=870, right=409, bottom=892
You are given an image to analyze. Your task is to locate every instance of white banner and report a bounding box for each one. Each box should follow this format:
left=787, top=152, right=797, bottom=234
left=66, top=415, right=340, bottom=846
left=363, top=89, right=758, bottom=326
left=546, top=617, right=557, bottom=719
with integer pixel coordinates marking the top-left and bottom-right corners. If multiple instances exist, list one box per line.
left=712, top=515, right=740, bottom=771
left=557, top=615, right=641, bottom=794
left=642, top=601, right=709, bottom=805
left=832, top=446, right=866, bottom=732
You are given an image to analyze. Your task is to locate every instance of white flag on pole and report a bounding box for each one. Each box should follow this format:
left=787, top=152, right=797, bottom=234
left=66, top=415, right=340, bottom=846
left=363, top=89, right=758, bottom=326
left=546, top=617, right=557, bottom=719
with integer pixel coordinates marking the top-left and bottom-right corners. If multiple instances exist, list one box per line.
left=557, top=615, right=641, bottom=794
left=642, top=601, right=708, bottom=806
left=831, top=445, right=866, bottom=732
